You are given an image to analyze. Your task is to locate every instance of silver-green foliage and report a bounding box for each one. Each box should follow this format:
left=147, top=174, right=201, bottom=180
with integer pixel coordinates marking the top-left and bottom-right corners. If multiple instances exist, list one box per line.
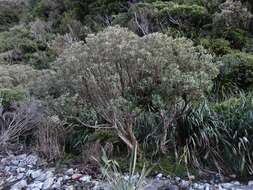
left=55, top=26, right=218, bottom=109
left=52, top=26, right=219, bottom=151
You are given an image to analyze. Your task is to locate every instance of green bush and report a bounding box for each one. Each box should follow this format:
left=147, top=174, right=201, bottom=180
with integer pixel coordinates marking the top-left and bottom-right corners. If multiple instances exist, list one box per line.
left=49, top=26, right=218, bottom=154
left=0, top=3, right=23, bottom=32
left=213, top=52, right=253, bottom=100
left=177, top=95, right=253, bottom=176
left=155, top=1, right=211, bottom=29
left=200, top=38, right=232, bottom=55
left=214, top=94, right=253, bottom=175
left=212, top=0, right=252, bottom=35
left=0, top=26, right=56, bottom=68
left=0, top=88, right=26, bottom=108
left=0, top=64, right=51, bottom=89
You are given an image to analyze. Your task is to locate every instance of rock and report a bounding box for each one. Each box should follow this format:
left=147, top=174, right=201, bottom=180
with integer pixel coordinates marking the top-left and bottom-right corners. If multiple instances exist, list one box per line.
left=188, top=175, right=195, bottom=181
left=43, top=177, right=55, bottom=189
left=31, top=169, right=42, bottom=179
left=65, top=185, right=75, bottom=190
left=6, top=175, right=17, bottom=183
left=158, top=184, right=179, bottom=190
left=179, top=180, right=190, bottom=189
left=66, top=168, right=74, bottom=175
left=27, top=181, right=44, bottom=189
left=156, top=173, right=163, bottom=178
left=63, top=175, right=71, bottom=180
left=16, top=173, right=24, bottom=180
left=11, top=180, right=27, bottom=190
left=221, top=183, right=234, bottom=189
left=231, top=181, right=240, bottom=185
left=51, top=177, right=63, bottom=189
left=16, top=167, right=26, bottom=173
left=72, top=173, right=82, bottom=180
left=248, top=181, right=253, bottom=186
left=22, top=154, right=38, bottom=166
left=229, top=174, right=237, bottom=179
left=79, top=175, right=91, bottom=182
left=145, top=185, right=158, bottom=190
left=175, top=177, right=181, bottom=183
left=204, top=184, right=211, bottom=190
left=37, top=170, right=54, bottom=181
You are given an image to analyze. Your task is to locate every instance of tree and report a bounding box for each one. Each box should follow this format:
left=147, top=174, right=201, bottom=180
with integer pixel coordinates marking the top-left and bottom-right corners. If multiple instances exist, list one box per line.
left=53, top=26, right=219, bottom=155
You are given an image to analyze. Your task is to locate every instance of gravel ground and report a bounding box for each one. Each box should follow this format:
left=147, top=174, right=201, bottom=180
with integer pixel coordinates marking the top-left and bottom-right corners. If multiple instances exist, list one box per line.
left=0, top=153, right=253, bottom=190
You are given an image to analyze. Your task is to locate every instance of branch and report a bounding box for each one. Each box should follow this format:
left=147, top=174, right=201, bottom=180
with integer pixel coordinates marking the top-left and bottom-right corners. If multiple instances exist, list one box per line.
left=68, top=116, right=113, bottom=129
left=134, top=13, right=147, bottom=35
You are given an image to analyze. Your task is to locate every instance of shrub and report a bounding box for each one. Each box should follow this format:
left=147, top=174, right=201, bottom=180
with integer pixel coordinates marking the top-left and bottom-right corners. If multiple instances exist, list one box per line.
left=178, top=96, right=253, bottom=176
left=214, top=94, right=253, bottom=175
left=0, top=26, right=56, bottom=68
left=126, top=3, right=158, bottom=36
left=115, top=1, right=211, bottom=36
left=154, top=1, right=211, bottom=32
left=36, top=116, right=65, bottom=161
left=0, top=88, right=26, bottom=109
left=212, top=52, right=253, bottom=100
left=0, top=101, right=42, bottom=149
left=53, top=26, right=218, bottom=154
left=200, top=37, right=232, bottom=55
left=0, top=2, right=23, bottom=32
left=226, top=28, right=247, bottom=50
left=0, top=64, right=50, bottom=88
left=213, top=0, right=252, bottom=34
left=177, top=101, right=228, bottom=171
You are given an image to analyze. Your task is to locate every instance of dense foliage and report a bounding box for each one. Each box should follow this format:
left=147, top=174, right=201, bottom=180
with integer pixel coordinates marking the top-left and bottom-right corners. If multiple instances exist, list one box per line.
left=0, top=0, right=253, bottom=177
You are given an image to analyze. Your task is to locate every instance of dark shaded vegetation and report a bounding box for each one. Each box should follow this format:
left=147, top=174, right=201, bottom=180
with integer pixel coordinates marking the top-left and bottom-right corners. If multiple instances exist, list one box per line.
left=0, top=0, right=253, bottom=178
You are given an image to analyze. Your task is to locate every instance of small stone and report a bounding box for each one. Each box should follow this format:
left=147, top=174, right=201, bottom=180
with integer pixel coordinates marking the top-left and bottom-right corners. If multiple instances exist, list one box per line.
left=65, top=185, right=75, bottom=190
left=179, top=180, right=190, bottom=189
left=72, top=173, right=82, bottom=180
left=229, top=174, right=237, bottom=179
left=231, top=181, right=240, bottom=185
left=52, top=177, right=63, bottom=189
left=158, top=184, right=179, bottom=190
left=156, top=173, right=163, bottom=178
left=221, top=183, right=234, bottom=189
left=31, top=169, right=42, bottom=179
left=37, top=170, right=54, bottom=181
left=204, top=184, right=211, bottom=190
left=28, top=181, right=43, bottom=189
left=248, top=181, right=253, bottom=185
left=66, top=168, right=74, bottom=175
left=11, top=180, right=27, bottom=190
left=16, top=167, right=26, bottom=173
left=63, top=175, right=71, bottom=180
left=6, top=175, right=17, bottom=183
left=16, top=173, right=25, bottom=180
left=175, top=177, right=181, bottom=183
left=24, top=155, right=39, bottom=166
left=11, top=160, right=19, bottom=166
left=5, top=166, right=10, bottom=172
left=79, top=175, right=91, bottom=182
left=188, top=175, right=195, bottom=181
left=43, top=177, right=54, bottom=189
